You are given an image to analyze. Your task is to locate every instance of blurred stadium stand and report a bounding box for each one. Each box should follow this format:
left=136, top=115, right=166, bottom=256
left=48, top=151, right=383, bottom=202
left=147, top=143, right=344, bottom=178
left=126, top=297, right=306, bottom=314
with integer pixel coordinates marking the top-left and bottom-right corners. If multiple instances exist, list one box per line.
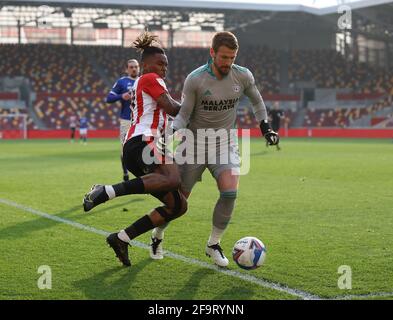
left=1, top=0, right=393, bottom=134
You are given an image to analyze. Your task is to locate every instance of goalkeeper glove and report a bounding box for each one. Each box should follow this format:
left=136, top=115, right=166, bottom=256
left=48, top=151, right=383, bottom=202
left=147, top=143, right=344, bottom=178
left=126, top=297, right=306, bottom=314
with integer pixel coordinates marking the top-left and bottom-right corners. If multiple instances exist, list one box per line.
left=260, top=120, right=280, bottom=145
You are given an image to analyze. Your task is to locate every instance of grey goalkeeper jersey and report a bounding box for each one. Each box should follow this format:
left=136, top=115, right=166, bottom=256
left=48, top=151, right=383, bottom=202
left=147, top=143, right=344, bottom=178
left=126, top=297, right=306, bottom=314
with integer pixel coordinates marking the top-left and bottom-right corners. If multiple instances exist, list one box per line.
left=172, top=59, right=268, bottom=134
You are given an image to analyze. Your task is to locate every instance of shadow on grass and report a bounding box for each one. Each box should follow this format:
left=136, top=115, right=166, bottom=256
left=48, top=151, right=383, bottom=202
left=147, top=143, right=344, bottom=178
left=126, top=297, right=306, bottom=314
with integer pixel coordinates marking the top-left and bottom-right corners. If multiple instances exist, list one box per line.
left=171, top=268, right=212, bottom=300
left=250, top=150, right=269, bottom=157
left=211, top=285, right=255, bottom=300
left=171, top=268, right=256, bottom=300
left=0, top=198, right=144, bottom=240
left=72, top=258, right=153, bottom=299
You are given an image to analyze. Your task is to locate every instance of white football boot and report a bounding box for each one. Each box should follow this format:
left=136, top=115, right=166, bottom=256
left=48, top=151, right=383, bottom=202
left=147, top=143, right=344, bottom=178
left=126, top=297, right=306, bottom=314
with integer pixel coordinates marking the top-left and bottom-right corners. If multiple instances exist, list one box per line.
left=150, top=229, right=164, bottom=260
left=205, top=243, right=229, bottom=267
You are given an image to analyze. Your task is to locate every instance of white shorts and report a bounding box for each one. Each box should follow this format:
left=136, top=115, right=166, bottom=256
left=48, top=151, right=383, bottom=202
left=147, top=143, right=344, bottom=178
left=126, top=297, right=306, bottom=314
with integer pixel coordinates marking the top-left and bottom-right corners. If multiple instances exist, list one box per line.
left=120, top=119, right=131, bottom=144
left=79, top=128, right=87, bottom=136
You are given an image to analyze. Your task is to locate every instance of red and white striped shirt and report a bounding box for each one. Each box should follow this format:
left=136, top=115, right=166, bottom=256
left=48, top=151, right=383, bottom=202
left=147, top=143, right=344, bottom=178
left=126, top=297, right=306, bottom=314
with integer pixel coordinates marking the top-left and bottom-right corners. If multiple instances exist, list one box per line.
left=125, top=73, right=168, bottom=142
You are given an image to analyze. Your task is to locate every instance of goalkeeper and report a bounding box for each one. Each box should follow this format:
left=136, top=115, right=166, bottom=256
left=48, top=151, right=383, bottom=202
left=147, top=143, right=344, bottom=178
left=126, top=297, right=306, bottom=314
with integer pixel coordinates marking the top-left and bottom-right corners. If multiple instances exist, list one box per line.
left=149, top=31, right=279, bottom=267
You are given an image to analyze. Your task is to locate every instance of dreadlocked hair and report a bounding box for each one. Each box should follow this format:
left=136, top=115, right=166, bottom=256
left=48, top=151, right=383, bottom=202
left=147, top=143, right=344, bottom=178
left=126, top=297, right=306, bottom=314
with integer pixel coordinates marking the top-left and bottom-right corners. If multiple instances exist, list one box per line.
left=132, top=31, right=164, bottom=61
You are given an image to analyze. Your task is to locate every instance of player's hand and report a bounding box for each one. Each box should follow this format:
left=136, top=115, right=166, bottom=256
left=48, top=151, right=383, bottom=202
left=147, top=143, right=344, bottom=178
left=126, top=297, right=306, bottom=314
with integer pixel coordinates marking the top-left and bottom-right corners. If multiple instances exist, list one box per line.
left=122, top=92, right=132, bottom=100
left=264, top=131, right=280, bottom=145
left=157, top=130, right=180, bottom=155
left=260, top=120, right=280, bottom=146
left=156, top=135, right=167, bottom=155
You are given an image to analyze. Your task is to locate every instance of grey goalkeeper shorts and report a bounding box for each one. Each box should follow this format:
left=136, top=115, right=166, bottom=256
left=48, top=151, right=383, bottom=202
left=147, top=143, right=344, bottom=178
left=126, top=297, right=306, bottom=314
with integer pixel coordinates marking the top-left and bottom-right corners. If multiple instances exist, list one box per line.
left=176, top=141, right=240, bottom=193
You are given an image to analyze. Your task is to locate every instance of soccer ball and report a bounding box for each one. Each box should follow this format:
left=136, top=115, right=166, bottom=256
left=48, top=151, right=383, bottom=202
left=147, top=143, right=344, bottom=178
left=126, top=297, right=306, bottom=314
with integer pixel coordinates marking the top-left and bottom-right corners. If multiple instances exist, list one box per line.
left=232, top=236, right=267, bottom=270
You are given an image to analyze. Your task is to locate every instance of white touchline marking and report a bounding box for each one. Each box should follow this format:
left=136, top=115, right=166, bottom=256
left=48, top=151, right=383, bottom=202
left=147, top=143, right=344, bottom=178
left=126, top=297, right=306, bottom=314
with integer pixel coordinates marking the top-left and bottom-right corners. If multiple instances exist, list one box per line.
left=1, top=198, right=319, bottom=300
left=332, top=292, right=393, bottom=300
left=4, top=198, right=387, bottom=300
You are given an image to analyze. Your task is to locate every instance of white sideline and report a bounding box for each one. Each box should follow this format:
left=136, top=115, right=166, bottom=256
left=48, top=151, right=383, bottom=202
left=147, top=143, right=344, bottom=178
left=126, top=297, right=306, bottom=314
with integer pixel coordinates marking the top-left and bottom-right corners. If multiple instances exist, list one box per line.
left=2, top=198, right=391, bottom=301
left=332, top=292, right=393, bottom=300
left=0, top=198, right=319, bottom=300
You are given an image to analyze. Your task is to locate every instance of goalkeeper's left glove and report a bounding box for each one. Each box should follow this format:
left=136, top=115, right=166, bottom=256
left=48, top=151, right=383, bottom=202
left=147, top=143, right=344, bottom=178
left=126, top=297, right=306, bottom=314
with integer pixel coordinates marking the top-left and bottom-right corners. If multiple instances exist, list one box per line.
left=260, top=120, right=280, bottom=145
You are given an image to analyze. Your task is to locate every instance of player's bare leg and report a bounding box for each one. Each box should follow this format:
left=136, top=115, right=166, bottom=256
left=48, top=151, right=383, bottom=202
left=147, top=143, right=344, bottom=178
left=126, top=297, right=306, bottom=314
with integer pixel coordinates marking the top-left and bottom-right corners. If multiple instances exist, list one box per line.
left=149, top=190, right=188, bottom=259
left=150, top=184, right=190, bottom=259
left=83, top=162, right=181, bottom=212
left=150, top=169, right=239, bottom=267
left=108, top=189, right=187, bottom=267
left=106, top=189, right=187, bottom=267
left=103, top=164, right=187, bottom=267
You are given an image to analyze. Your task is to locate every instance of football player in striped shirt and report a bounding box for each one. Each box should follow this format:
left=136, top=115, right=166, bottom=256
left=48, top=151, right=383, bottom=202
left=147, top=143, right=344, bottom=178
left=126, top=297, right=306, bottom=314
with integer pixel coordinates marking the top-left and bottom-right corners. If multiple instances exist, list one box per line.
left=83, top=32, right=187, bottom=267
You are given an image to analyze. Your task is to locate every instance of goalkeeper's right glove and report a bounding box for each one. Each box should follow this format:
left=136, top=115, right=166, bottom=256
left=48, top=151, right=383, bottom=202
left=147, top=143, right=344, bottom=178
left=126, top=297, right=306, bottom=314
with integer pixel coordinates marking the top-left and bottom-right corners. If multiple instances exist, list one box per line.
left=260, top=120, right=280, bottom=146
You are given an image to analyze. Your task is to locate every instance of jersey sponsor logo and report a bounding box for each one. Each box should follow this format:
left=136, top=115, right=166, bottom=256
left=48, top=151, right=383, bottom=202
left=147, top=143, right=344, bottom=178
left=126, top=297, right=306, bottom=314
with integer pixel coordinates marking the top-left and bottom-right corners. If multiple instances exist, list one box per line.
left=233, top=85, right=240, bottom=92
left=203, top=89, right=212, bottom=96
left=156, top=78, right=167, bottom=90
left=201, top=97, right=240, bottom=112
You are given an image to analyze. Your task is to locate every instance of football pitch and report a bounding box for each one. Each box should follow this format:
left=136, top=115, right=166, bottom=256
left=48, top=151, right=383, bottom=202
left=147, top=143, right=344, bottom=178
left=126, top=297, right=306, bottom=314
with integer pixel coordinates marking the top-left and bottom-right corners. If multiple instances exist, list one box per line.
left=0, top=137, right=392, bottom=300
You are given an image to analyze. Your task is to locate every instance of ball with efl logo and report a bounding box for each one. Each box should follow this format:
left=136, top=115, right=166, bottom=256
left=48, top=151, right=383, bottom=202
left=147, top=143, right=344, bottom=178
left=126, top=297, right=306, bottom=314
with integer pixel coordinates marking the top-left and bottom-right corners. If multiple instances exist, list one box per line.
left=232, top=236, right=266, bottom=270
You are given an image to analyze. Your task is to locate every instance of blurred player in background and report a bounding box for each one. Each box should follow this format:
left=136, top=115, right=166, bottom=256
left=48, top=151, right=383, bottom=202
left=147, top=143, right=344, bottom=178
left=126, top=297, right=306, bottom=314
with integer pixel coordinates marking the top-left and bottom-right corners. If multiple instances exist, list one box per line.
left=69, top=113, right=77, bottom=143
left=150, top=31, right=279, bottom=267
left=106, top=59, right=140, bottom=181
left=79, top=113, right=88, bottom=145
left=267, top=102, right=284, bottom=150
left=83, top=32, right=188, bottom=267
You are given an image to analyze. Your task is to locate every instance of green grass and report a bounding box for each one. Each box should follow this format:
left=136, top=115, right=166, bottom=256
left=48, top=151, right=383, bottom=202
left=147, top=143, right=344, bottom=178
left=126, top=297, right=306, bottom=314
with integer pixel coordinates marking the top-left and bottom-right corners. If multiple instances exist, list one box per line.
left=0, top=138, right=392, bottom=300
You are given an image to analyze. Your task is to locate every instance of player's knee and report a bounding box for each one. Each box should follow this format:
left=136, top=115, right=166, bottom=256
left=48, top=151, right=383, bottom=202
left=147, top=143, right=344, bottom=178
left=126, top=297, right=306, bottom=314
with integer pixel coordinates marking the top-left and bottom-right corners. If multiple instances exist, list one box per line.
left=156, top=191, right=187, bottom=222
left=170, top=190, right=188, bottom=220
left=166, top=175, right=181, bottom=190
left=171, top=190, right=187, bottom=217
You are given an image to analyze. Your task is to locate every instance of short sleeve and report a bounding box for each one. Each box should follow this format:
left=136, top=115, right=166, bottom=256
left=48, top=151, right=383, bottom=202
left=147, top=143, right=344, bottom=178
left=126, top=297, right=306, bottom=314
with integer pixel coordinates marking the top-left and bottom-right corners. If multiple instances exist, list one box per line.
left=142, top=73, right=168, bottom=101
left=110, top=80, right=122, bottom=94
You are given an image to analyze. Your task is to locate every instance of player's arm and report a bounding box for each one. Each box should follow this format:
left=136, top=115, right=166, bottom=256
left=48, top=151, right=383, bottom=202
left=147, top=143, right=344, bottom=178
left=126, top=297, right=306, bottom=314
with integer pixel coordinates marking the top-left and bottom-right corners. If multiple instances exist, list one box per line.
left=106, top=80, right=129, bottom=103
left=142, top=74, right=180, bottom=117
left=156, top=93, right=181, bottom=117
left=172, top=75, right=196, bottom=131
left=243, top=70, right=279, bottom=145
